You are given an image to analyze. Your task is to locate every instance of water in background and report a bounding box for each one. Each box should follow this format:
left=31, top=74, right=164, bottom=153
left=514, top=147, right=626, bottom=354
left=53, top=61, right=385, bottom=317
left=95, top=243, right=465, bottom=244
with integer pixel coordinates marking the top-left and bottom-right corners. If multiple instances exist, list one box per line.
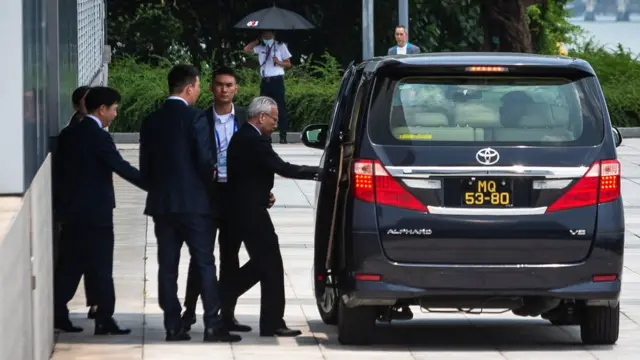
left=569, top=15, right=640, bottom=55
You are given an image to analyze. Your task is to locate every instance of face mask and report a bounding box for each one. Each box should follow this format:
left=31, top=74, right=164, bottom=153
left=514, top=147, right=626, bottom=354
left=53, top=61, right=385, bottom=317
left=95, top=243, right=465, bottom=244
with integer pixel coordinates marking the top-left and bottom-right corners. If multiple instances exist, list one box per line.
left=263, top=39, right=274, bottom=46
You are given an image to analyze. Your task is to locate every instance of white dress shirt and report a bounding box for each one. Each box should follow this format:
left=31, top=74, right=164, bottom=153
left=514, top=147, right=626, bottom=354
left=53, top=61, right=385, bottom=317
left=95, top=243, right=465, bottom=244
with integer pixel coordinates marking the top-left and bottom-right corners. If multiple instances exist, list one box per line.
left=254, top=42, right=292, bottom=78
left=396, top=45, right=407, bottom=55
left=214, top=105, right=237, bottom=183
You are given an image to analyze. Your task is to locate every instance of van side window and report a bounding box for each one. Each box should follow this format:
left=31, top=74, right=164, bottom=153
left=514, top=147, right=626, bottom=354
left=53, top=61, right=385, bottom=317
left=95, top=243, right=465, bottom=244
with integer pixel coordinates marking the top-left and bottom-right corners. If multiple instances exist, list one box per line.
left=346, top=80, right=367, bottom=140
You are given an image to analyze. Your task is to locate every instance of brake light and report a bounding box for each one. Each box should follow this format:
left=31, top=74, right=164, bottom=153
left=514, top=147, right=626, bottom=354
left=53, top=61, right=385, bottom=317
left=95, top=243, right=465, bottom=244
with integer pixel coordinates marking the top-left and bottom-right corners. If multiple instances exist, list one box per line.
left=547, top=160, right=620, bottom=213
left=353, top=159, right=427, bottom=212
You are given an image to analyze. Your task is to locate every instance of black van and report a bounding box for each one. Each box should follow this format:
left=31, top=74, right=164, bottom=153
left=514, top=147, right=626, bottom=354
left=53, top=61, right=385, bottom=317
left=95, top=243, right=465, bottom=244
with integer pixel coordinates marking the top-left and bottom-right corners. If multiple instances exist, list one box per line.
left=301, top=53, right=624, bottom=346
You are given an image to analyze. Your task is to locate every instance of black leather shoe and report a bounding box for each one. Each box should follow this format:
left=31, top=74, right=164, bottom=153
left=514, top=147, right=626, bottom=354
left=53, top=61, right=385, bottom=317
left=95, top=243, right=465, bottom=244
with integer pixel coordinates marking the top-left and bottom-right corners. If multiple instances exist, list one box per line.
left=224, top=318, right=252, bottom=332
left=166, top=329, right=191, bottom=342
left=260, top=327, right=302, bottom=337
left=181, top=311, right=196, bottom=332
left=203, top=328, right=242, bottom=343
left=94, top=318, right=131, bottom=335
left=87, top=307, right=97, bottom=319
left=55, top=319, right=83, bottom=333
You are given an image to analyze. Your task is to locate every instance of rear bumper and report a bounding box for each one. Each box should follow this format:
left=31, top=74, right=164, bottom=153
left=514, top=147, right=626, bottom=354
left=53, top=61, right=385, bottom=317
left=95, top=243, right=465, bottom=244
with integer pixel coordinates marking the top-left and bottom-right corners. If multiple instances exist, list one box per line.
left=346, top=231, right=624, bottom=306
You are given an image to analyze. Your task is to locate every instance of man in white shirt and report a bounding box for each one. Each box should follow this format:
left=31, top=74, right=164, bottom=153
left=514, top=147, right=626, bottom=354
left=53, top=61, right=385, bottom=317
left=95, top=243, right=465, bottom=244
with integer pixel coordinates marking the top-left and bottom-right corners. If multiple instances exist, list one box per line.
left=243, top=31, right=292, bottom=144
left=181, top=66, right=263, bottom=333
left=387, top=25, right=421, bottom=55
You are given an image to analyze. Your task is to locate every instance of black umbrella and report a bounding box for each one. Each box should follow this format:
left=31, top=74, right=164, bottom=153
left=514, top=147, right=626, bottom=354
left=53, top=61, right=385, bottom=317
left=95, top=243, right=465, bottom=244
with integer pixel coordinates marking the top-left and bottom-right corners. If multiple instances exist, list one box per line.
left=234, top=5, right=315, bottom=30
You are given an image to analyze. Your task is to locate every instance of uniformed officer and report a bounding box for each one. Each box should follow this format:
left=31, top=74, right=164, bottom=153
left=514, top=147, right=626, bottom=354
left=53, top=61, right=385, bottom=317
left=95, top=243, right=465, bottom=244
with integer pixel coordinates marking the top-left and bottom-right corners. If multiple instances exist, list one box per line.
left=243, top=31, right=292, bottom=144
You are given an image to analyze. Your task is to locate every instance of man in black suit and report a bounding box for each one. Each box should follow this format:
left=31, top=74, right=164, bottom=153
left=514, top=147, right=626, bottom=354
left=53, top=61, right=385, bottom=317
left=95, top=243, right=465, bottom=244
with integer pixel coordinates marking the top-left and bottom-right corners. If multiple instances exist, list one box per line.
left=226, top=96, right=319, bottom=337
left=181, top=66, right=253, bottom=333
left=139, top=64, right=241, bottom=343
left=55, top=85, right=101, bottom=321
left=53, top=86, right=143, bottom=335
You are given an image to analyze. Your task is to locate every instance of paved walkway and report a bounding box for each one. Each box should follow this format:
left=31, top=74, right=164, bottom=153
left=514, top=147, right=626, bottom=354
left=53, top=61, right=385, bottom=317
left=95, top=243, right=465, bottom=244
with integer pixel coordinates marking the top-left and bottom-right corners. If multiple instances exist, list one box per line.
left=52, top=142, right=640, bottom=360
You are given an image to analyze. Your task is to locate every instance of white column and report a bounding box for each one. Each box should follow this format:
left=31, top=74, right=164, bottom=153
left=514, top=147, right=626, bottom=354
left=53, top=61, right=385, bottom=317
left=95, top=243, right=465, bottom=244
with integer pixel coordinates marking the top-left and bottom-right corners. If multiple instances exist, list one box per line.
left=0, top=0, right=25, bottom=194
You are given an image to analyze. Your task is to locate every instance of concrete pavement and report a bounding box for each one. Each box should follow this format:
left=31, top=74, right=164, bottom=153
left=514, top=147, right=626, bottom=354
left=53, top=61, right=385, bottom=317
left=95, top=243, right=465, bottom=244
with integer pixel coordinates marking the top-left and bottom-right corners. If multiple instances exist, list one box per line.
left=51, top=142, right=640, bottom=360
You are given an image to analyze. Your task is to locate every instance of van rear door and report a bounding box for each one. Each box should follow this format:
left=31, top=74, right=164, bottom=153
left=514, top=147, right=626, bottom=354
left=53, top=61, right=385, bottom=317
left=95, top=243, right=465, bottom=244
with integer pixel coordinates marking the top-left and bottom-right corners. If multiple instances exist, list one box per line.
left=357, top=67, right=618, bottom=265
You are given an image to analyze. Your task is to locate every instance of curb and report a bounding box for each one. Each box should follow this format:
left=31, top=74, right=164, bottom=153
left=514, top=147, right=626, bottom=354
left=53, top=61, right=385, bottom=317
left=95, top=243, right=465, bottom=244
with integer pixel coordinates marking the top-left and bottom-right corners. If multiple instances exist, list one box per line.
left=112, top=127, right=640, bottom=144
left=112, top=132, right=303, bottom=144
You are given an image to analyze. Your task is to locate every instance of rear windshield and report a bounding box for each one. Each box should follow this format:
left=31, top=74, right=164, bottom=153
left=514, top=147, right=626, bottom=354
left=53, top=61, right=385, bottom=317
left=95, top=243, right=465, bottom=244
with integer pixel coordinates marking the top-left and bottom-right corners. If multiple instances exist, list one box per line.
left=367, top=76, right=605, bottom=146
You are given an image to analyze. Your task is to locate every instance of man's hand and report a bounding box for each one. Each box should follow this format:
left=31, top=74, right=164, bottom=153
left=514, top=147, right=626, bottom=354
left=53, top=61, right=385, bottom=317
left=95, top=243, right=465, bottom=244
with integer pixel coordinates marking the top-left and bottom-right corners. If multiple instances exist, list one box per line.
left=268, top=192, right=276, bottom=208
left=272, top=57, right=280, bottom=65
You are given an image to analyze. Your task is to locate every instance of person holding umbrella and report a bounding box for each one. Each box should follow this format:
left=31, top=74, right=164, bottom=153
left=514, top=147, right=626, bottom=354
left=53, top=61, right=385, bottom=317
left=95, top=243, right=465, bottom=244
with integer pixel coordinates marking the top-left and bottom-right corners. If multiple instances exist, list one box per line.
left=243, top=31, right=292, bottom=144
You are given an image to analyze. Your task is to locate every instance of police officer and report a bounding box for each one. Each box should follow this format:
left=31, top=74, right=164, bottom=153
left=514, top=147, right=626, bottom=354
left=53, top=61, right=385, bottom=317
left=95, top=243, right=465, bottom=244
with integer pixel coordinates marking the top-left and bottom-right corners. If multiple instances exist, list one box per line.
left=243, top=31, right=292, bottom=144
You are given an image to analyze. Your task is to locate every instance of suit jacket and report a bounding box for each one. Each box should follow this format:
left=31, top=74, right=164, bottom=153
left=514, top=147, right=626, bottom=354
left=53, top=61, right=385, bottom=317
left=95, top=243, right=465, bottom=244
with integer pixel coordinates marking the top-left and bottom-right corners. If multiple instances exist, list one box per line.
left=52, top=117, right=144, bottom=227
left=227, top=123, right=319, bottom=211
left=139, top=99, right=216, bottom=217
left=387, top=43, right=421, bottom=55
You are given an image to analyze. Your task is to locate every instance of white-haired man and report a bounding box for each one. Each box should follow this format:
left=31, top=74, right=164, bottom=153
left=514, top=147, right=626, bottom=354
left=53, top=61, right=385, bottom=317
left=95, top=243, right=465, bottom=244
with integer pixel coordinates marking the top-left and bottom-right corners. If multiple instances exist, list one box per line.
left=224, top=96, right=319, bottom=337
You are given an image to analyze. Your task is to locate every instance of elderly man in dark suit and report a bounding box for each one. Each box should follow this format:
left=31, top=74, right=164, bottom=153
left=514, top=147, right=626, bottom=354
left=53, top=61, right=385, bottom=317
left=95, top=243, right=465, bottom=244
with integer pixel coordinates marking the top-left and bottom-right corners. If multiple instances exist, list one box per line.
left=139, top=64, right=241, bottom=343
left=53, top=86, right=144, bottom=335
left=387, top=25, right=421, bottom=55
left=225, top=96, right=319, bottom=337
left=181, top=66, right=254, bottom=333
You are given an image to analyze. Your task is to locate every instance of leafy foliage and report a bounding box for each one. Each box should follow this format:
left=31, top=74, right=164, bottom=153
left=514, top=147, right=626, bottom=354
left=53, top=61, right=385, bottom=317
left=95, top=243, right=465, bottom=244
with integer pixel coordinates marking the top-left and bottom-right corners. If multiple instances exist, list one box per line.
left=570, top=41, right=640, bottom=126
left=109, top=49, right=640, bottom=134
left=108, top=54, right=341, bottom=132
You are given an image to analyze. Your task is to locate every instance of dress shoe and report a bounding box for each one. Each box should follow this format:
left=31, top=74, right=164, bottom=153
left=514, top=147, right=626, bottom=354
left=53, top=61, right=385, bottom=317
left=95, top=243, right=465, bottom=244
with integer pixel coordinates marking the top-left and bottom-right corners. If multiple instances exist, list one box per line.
left=55, top=319, right=83, bottom=333
left=166, top=329, right=191, bottom=342
left=203, top=327, right=242, bottom=343
left=224, top=318, right=252, bottom=332
left=94, top=318, right=131, bottom=335
left=181, top=311, right=196, bottom=332
left=260, top=327, right=302, bottom=337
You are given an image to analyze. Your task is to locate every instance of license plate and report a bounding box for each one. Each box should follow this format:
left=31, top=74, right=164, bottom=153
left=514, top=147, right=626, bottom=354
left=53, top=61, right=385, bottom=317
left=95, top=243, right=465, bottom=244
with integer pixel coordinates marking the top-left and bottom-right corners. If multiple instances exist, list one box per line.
left=461, top=178, right=513, bottom=207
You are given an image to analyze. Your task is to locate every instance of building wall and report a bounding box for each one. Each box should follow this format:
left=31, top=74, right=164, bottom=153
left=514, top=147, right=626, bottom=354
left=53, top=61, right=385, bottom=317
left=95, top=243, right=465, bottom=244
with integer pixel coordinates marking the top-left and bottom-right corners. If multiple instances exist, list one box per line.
left=0, top=156, right=53, bottom=360
left=0, top=0, right=107, bottom=358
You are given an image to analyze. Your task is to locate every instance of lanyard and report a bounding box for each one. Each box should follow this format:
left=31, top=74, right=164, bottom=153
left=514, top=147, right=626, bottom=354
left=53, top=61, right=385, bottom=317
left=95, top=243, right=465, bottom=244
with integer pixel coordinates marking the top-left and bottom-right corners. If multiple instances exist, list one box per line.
left=214, top=120, right=238, bottom=152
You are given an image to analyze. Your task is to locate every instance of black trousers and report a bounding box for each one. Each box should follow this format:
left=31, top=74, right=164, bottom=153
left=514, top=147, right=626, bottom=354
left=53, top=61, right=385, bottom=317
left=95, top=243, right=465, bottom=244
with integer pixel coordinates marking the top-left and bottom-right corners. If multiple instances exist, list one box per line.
left=226, top=207, right=286, bottom=332
left=54, top=223, right=115, bottom=323
left=184, top=183, right=241, bottom=321
left=260, top=75, right=288, bottom=138
left=153, top=214, right=223, bottom=332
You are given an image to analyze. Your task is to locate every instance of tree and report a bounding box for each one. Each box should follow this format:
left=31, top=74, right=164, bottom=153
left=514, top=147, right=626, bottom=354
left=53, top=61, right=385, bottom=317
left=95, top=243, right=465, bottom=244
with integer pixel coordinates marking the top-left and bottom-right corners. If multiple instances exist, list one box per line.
left=479, top=0, right=533, bottom=52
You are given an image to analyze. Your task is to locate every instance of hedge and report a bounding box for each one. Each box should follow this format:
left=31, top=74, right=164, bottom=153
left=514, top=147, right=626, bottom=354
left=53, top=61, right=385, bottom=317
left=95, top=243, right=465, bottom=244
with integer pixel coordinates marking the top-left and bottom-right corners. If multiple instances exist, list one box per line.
left=108, top=54, right=342, bottom=132
left=109, top=48, right=640, bottom=132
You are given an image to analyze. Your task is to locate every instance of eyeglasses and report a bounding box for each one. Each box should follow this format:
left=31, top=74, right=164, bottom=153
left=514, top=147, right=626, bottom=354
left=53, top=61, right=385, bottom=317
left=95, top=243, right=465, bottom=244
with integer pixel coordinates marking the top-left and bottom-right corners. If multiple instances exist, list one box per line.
left=261, top=112, right=279, bottom=122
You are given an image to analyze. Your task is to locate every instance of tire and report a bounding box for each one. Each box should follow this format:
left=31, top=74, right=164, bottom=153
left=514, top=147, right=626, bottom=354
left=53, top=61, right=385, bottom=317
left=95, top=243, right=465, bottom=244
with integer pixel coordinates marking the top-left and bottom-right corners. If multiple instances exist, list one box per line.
left=316, top=281, right=339, bottom=325
left=580, top=304, right=620, bottom=345
left=337, top=300, right=377, bottom=345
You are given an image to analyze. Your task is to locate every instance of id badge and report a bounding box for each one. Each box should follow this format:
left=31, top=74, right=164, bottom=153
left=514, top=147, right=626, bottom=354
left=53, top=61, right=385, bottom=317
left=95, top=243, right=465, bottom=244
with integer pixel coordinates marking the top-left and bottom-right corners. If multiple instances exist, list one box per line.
left=219, top=153, right=227, bottom=167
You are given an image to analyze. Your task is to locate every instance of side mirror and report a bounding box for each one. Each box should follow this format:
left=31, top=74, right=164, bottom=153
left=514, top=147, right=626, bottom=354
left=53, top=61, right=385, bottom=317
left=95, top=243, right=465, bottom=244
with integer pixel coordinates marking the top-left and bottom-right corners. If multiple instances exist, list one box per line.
left=612, top=127, right=623, bottom=147
left=301, top=124, right=329, bottom=150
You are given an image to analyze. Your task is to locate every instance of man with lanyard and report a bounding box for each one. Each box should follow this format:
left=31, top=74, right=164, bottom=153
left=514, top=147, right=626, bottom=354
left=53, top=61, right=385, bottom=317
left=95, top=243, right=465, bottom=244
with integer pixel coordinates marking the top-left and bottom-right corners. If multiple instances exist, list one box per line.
left=181, top=66, right=255, bottom=333
left=244, top=30, right=292, bottom=144
left=387, top=25, right=421, bottom=55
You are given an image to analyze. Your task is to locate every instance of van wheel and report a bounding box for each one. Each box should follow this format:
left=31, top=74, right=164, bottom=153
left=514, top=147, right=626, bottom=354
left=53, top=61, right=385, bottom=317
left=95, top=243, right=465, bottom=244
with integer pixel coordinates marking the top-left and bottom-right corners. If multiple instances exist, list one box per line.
left=337, top=300, right=377, bottom=345
left=580, top=304, right=620, bottom=345
left=316, top=277, right=339, bottom=325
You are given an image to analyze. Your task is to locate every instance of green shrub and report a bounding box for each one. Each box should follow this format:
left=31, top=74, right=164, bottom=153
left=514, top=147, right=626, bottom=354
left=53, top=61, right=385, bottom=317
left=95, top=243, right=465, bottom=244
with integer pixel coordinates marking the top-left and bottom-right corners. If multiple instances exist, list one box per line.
left=109, top=48, right=640, bottom=133
left=570, top=41, right=640, bottom=127
left=108, top=54, right=341, bottom=133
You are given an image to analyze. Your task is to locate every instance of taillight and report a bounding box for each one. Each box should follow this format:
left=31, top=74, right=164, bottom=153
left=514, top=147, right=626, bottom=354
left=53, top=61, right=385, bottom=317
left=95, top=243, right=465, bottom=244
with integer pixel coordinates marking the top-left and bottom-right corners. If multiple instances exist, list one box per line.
left=547, top=160, right=620, bottom=213
left=353, top=159, right=427, bottom=212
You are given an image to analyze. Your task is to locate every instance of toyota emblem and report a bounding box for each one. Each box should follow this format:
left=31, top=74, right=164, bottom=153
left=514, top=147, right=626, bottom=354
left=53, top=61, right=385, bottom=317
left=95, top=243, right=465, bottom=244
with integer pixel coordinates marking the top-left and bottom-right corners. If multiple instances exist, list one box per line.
left=476, top=147, right=499, bottom=165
